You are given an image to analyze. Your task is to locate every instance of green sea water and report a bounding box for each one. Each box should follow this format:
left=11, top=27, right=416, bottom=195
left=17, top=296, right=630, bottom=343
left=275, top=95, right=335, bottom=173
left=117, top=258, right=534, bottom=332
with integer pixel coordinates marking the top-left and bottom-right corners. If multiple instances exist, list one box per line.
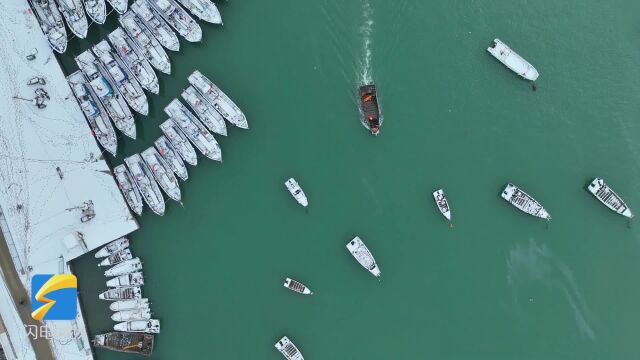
left=59, top=0, right=640, bottom=359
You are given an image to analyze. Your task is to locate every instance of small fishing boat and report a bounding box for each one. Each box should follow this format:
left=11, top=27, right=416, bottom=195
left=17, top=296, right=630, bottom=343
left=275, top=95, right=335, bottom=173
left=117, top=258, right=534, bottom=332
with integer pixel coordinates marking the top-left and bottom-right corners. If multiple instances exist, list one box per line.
left=82, top=0, right=106, bottom=24
left=105, top=258, right=142, bottom=277
left=98, top=249, right=133, bottom=267
left=147, top=0, right=202, bottom=42
left=141, top=147, right=182, bottom=202
left=165, top=99, right=222, bottom=161
left=175, top=0, right=222, bottom=24
left=154, top=136, right=188, bottom=181
left=66, top=71, right=118, bottom=156
left=75, top=50, right=136, bottom=139
left=159, top=120, right=198, bottom=166
left=99, top=286, right=142, bottom=301
left=55, top=0, right=88, bottom=38
left=501, top=183, right=551, bottom=220
left=283, top=278, right=313, bottom=295
left=181, top=86, right=228, bottom=136
left=28, top=0, right=67, bottom=53
left=346, top=236, right=381, bottom=277
left=125, top=154, right=166, bottom=216
left=487, top=39, right=539, bottom=81
left=358, top=84, right=381, bottom=135
left=130, top=0, right=180, bottom=51
left=284, top=178, right=308, bottom=207
left=119, top=11, right=172, bottom=75
left=107, top=272, right=144, bottom=287
left=93, top=332, right=154, bottom=357
left=95, top=237, right=129, bottom=258
left=92, top=40, right=149, bottom=115
left=114, top=164, right=144, bottom=216
left=106, top=0, right=127, bottom=14
left=432, top=189, right=452, bottom=224
left=110, top=298, right=150, bottom=312
left=587, top=178, right=633, bottom=218
left=274, top=336, right=304, bottom=360
left=108, top=28, right=160, bottom=94
left=188, top=71, right=248, bottom=129
left=111, top=308, right=152, bottom=321
left=114, top=320, right=160, bottom=334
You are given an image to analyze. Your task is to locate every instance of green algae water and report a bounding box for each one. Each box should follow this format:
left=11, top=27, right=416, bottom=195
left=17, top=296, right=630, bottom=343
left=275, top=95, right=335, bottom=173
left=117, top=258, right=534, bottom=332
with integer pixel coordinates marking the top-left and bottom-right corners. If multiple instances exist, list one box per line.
left=60, top=0, right=640, bottom=358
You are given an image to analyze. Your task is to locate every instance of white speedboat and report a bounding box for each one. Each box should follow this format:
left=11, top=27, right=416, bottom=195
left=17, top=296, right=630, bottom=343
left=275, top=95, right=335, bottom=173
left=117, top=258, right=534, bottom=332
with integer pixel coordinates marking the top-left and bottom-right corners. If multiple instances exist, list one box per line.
left=188, top=70, right=248, bottom=129
left=108, top=27, right=160, bottom=94
left=106, top=0, right=127, bottom=14
left=92, top=40, right=149, bottom=115
left=75, top=50, right=136, bottom=139
left=130, top=0, right=180, bottom=51
left=114, top=320, right=160, bottom=334
left=111, top=308, right=152, bottom=321
left=159, top=120, right=198, bottom=166
left=114, top=164, right=144, bottom=216
left=119, top=11, right=172, bottom=75
left=165, top=99, right=222, bottom=161
left=501, top=183, right=550, bottom=220
left=346, top=236, right=381, bottom=277
left=175, top=0, right=222, bottom=24
left=487, top=39, right=539, bottom=81
left=587, top=178, right=633, bottom=218
left=107, top=272, right=144, bottom=287
left=82, top=0, right=106, bottom=24
left=155, top=136, right=189, bottom=181
left=274, top=336, right=304, bottom=360
left=283, top=278, right=313, bottom=295
left=147, top=0, right=202, bottom=42
left=98, top=249, right=133, bottom=267
left=28, top=0, right=67, bottom=53
left=105, top=258, right=143, bottom=277
left=182, top=86, right=227, bottom=136
left=141, top=147, right=182, bottom=202
left=284, top=178, right=308, bottom=207
left=432, top=189, right=452, bottom=224
left=55, top=0, right=88, bottom=38
left=95, top=237, right=129, bottom=258
left=125, top=154, right=166, bottom=216
left=109, top=298, right=150, bottom=312
left=66, top=71, right=118, bottom=156
left=99, top=286, right=142, bottom=301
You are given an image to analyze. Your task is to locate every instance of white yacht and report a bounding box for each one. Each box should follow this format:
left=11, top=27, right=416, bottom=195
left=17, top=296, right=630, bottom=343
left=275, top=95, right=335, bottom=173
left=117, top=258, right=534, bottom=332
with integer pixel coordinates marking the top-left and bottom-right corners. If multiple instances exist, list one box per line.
left=119, top=11, right=172, bottom=75
left=55, top=0, right=88, bottom=38
left=106, top=0, right=127, bottom=14
left=155, top=136, right=189, bottom=181
left=125, top=154, right=166, bottom=216
left=182, top=86, right=227, bottom=136
left=176, top=0, right=222, bottom=24
left=147, top=0, right=202, bottom=42
left=188, top=70, right=248, bottom=129
left=82, top=0, right=106, bottom=24
left=501, top=183, right=551, bottom=220
left=98, top=249, right=133, bottom=267
left=28, top=0, right=67, bottom=53
left=109, top=298, right=150, bottom=312
left=111, top=308, right=152, bottom=321
left=131, top=0, right=180, bottom=51
left=114, top=320, right=160, bottom=334
left=432, top=189, right=452, bottom=224
left=283, top=278, right=313, bottom=295
left=284, top=178, right=308, bottom=207
left=114, top=164, right=144, bottom=216
left=159, top=120, right=199, bottom=166
left=274, top=336, right=304, bottom=360
left=141, top=147, right=182, bottom=202
left=346, top=236, right=381, bottom=277
left=108, top=27, right=160, bottom=94
left=487, top=39, right=539, bottom=81
left=105, top=258, right=143, bottom=277
left=106, top=272, right=144, bottom=287
left=165, top=99, right=222, bottom=161
left=587, top=178, right=633, bottom=218
left=99, top=286, right=142, bottom=301
left=95, top=237, right=129, bottom=258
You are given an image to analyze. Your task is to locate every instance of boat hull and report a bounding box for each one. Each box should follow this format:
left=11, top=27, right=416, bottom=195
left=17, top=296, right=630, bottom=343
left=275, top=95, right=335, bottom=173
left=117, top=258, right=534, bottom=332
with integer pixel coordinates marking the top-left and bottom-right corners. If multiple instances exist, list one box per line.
left=587, top=178, right=633, bottom=218
left=487, top=39, right=539, bottom=81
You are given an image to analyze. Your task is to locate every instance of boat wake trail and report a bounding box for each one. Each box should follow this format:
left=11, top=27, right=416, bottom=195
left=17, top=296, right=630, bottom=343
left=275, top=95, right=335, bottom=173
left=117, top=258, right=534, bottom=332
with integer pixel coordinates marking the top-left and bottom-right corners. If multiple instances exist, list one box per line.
left=358, top=0, right=374, bottom=85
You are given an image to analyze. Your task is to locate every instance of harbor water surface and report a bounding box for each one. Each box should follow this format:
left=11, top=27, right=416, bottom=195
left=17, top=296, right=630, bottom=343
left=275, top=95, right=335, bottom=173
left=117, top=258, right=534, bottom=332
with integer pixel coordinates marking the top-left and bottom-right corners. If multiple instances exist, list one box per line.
left=61, top=0, right=640, bottom=358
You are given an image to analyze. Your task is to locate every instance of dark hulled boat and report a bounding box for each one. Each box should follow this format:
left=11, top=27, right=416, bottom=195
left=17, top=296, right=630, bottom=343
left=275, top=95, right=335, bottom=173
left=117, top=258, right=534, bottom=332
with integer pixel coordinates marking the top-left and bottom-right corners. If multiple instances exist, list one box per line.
left=93, top=332, right=154, bottom=356
left=358, top=84, right=381, bottom=135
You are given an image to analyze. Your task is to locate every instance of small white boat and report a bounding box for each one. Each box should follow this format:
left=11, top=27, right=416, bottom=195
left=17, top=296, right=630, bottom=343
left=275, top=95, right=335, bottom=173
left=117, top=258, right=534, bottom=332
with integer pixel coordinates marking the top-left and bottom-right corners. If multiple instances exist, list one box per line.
left=55, top=0, right=88, bottom=38
left=432, top=189, right=452, bottom=224
left=105, top=258, right=142, bottom=277
left=283, top=278, right=312, bottom=295
left=99, top=286, right=142, bottom=301
left=159, top=120, right=198, bottom=166
left=98, top=249, right=133, bottom=267
left=28, top=0, right=67, bottom=53
left=108, top=27, right=160, bottom=94
left=125, top=154, right=166, bottom=216
left=114, top=320, right=160, bottom=334
left=107, top=272, right=144, bottom=287
left=155, top=136, right=188, bottom=181
left=189, top=70, right=248, bottom=129
left=114, top=164, right=144, bottom=216
left=274, top=336, right=304, bottom=360
left=109, top=298, right=150, bottom=312
left=141, top=147, right=182, bottom=202
left=181, top=86, right=228, bottom=136
left=119, top=11, right=172, bottom=75
left=165, top=99, right=222, bottom=161
left=587, top=178, right=633, bottom=218
left=175, top=0, right=222, bottom=24
left=106, top=0, right=127, bottom=14
left=346, top=236, right=381, bottom=277
left=130, top=0, right=180, bottom=52
left=95, top=237, right=129, bottom=258
left=82, top=0, right=106, bottom=24
left=66, top=71, right=118, bottom=156
left=487, top=39, right=539, bottom=81
left=285, top=178, right=308, bottom=207
left=147, top=0, right=202, bottom=42
left=111, top=308, right=152, bottom=321
left=501, top=183, right=550, bottom=220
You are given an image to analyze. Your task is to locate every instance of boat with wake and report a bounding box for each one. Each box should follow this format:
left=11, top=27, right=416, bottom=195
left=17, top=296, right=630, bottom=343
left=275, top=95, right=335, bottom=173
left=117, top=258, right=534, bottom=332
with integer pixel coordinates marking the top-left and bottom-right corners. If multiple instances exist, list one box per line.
left=284, top=178, right=308, bottom=207
left=66, top=71, right=117, bottom=156
left=28, top=0, right=67, bottom=53
left=159, top=120, right=198, bottom=166
left=141, top=147, right=182, bottom=202
left=114, top=320, right=160, bottom=334
left=587, top=178, right=633, bottom=218
left=147, top=0, right=202, bottom=42
left=112, top=308, right=152, bottom=321
left=82, top=0, right=106, bottom=24
left=93, top=332, right=154, bottom=357
left=131, top=0, right=180, bottom=52
left=119, top=11, right=172, bottom=75
left=358, top=84, right=381, bottom=135
left=275, top=336, right=304, bottom=360
left=107, top=272, right=144, bottom=287
left=125, top=154, right=166, bottom=216
left=105, top=258, right=143, bottom=277
left=182, top=86, right=227, bottom=136
left=95, top=237, right=129, bottom=258
left=165, top=99, right=222, bottom=161
left=432, top=189, right=452, bottom=225
left=106, top=0, right=127, bottom=14
left=501, top=183, right=550, bottom=220
left=346, top=236, right=381, bottom=277
left=189, top=70, right=248, bottom=129
left=487, top=39, right=539, bottom=81
left=110, top=298, right=149, bottom=312
left=55, top=0, right=88, bottom=38
left=99, top=249, right=133, bottom=267
left=114, top=164, right=144, bottom=216
left=283, top=278, right=312, bottom=295
left=176, top=0, right=222, bottom=24
left=108, top=28, right=160, bottom=94
left=155, top=136, right=189, bottom=181
left=99, top=286, right=142, bottom=301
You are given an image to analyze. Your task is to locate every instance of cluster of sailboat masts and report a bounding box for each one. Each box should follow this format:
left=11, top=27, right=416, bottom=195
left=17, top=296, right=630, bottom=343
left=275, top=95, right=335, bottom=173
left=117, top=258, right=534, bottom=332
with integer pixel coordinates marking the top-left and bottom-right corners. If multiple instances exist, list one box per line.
left=28, top=0, right=221, bottom=54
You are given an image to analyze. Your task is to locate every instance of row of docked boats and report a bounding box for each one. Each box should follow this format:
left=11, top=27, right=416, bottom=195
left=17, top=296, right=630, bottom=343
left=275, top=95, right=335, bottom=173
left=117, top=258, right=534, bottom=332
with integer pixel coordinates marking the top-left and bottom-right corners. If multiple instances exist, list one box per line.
left=30, top=0, right=222, bottom=54
left=93, top=238, right=159, bottom=357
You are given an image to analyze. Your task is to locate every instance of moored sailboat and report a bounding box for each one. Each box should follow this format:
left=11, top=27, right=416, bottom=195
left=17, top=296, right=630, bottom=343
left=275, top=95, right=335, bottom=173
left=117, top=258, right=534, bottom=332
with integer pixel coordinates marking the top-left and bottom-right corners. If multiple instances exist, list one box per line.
left=125, top=154, right=166, bottom=216
left=155, top=136, right=189, bottom=181
left=107, top=27, right=160, bottom=95
left=175, top=0, right=222, bottom=24
left=110, top=298, right=150, bottom=312
left=98, top=249, right=133, bottom=267
left=82, top=0, right=106, bottom=24
left=131, top=0, right=180, bottom=52
left=165, top=99, right=222, bottom=161
left=141, top=147, right=182, bottom=202
left=106, top=272, right=144, bottom=287
left=111, top=308, right=152, bottom=321
left=159, top=120, right=198, bottom=166
left=105, top=258, right=143, bottom=277
left=99, top=286, right=142, bottom=301
left=55, top=0, right=88, bottom=38
left=106, top=0, right=127, bottom=14
left=114, top=164, right=144, bottom=216
left=119, top=11, right=172, bottom=75
left=147, top=0, right=202, bottom=42
left=95, top=237, right=129, bottom=258
left=114, top=320, right=160, bottom=334
left=188, top=70, right=248, bottom=129
left=28, top=0, right=67, bottom=53
left=181, top=86, right=227, bottom=136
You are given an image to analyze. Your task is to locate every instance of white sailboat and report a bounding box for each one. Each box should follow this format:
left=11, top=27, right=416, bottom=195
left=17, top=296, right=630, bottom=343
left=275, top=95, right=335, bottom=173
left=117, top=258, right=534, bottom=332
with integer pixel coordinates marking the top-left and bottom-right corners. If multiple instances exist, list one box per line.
left=159, top=119, right=198, bottom=166
left=114, top=164, right=144, bottom=216
left=155, top=136, right=189, bottom=181
left=181, top=86, right=228, bottom=136
left=98, top=249, right=133, bottom=267
left=147, top=0, right=202, bottom=42
left=501, top=183, right=550, bottom=220
left=188, top=70, right=248, bottom=129
left=165, top=99, right=222, bottom=161
left=284, top=178, right=308, bottom=207
left=274, top=336, right=304, bottom=360
left=587, top=178, right=633, bottom=218
left=108, top=27, right=160, bottom=95
left=141, top=147, right=182, bottom=202
left=125, top=154, right=166, bottom=216
left=119, top=11, right=172, bottom=75
left=109, top=298, right=149, bottom=312
left=487, top=39, right=539, bottom=81
left=114, top=320, right=160, bottom=334
left=346, top=236, right=381, bottom=277
left=130, top=0, right=180, bottom=52
left=105, top=258, right=143, bottom=277
left=95, top=237, right=129, bottom=258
